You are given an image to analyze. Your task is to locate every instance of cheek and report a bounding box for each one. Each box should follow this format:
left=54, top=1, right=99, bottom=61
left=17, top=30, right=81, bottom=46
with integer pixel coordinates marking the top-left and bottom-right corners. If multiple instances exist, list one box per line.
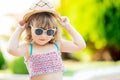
left=31, top=33, right=38, bottom=40
left=47, top=36, right=53, bottom=40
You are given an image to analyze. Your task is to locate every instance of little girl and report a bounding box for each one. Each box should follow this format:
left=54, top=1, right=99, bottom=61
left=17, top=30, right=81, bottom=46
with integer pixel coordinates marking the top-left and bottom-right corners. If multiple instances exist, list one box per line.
left=7, top=0, right=86, bottom=80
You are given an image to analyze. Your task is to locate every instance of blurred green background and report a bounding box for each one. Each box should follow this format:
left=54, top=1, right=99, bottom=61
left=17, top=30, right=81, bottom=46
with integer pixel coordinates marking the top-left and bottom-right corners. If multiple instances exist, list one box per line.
left=0, top=0, right=120, bottom=76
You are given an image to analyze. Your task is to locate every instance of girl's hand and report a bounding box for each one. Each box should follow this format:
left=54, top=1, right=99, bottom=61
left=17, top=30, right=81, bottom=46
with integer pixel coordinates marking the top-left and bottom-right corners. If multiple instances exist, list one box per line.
left=17, top=20, right=26, bottom=30
left=19, top=20, right=25, bottom=26
left=58, top=16, right=70, bottom=27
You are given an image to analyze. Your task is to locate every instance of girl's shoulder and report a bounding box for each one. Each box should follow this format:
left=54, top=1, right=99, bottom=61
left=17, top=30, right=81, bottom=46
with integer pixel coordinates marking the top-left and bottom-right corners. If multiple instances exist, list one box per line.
left=19, top=41, right=30, bottom=53
left=19, top=41, right=30, bottom=57
left=19, top=41, right=30, bottom=47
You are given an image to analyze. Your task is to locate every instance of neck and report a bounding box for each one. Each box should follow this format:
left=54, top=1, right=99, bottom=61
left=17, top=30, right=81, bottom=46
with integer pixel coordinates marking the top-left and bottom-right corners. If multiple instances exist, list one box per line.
left=32, top=41, right=48, bottom=47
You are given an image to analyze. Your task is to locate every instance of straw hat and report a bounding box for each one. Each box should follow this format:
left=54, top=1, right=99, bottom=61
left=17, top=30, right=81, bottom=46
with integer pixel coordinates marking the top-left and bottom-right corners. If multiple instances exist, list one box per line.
left=23, top=0, right=60, bottom=22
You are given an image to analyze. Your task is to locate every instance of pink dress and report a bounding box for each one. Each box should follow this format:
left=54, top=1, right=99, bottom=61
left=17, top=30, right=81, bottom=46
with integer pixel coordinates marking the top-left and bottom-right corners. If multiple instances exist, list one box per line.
left=24, top=42, right=65, bottom=78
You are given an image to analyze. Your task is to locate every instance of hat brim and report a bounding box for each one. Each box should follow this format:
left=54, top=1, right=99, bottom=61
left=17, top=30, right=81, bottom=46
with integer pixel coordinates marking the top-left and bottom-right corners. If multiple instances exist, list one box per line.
left=23, top=10, right=60, bottom=22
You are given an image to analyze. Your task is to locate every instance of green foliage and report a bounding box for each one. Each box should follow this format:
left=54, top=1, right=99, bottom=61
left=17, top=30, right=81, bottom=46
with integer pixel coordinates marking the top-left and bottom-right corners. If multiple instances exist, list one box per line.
left=0, top=50, right=7, bottom=69
left=10, top=57, right=28, bottom=74
left=58, top=0, right=120, bottom=61
left=103, top=5, right=120, bottom=49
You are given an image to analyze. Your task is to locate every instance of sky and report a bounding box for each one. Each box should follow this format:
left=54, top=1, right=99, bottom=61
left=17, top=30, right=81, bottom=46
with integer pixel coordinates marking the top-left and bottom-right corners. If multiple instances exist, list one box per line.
left=0, top=0, right=34, bottom=35
left=0, top=0, right=33, bottom=15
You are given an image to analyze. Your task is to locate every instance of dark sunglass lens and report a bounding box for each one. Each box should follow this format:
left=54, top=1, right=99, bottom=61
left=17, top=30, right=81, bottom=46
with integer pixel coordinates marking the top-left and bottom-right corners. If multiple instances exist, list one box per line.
left=35, top=29, right=43, bottom=35
left=47, top=30, right=54, bottom=36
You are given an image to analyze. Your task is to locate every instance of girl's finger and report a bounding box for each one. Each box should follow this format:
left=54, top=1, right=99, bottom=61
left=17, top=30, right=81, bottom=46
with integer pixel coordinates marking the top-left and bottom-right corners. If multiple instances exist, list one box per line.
left=19, top=20, right=25, bottom=26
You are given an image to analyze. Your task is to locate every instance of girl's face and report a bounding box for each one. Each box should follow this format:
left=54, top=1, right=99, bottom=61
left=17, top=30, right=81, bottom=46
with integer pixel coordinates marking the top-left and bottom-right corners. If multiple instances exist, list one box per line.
left=31, top=26, right=56, bottom=45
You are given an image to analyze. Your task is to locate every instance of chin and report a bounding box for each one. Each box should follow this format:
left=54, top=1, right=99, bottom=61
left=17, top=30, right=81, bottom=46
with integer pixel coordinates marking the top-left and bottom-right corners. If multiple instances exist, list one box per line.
left=37, top=41, right=48, bottom=46
left=39, top=43, right=46, bottom=46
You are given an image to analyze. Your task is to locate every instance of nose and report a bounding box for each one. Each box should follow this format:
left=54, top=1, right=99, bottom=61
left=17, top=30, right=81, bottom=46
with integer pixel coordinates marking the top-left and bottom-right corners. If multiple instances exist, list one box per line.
left=39, top=32, right=47, bottom=37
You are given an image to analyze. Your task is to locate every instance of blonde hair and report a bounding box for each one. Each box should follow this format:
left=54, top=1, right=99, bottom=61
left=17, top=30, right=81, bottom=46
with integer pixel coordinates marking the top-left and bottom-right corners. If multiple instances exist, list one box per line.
left=24, top=12, right=61, bottom=43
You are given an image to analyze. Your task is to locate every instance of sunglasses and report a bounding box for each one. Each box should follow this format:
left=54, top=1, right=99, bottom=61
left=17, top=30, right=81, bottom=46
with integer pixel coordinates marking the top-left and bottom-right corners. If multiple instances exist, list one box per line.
left=31, top=27, right=57, bottom=36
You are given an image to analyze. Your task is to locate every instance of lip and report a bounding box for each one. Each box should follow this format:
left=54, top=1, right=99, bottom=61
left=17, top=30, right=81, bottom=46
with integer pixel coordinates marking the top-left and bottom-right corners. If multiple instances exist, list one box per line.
left=39, top=39, right=46, bottom=41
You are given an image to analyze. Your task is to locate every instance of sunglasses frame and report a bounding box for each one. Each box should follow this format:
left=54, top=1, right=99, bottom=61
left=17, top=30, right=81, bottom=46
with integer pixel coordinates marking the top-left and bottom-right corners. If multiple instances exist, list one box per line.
left=31, top=26, right=57, bottom=36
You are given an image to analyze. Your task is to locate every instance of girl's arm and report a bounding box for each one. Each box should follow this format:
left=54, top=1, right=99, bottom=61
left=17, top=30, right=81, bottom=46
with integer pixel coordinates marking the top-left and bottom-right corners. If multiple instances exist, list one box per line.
left=58, top=16, right=86, bottom=53
left=7, top=21, right=27, bottom=56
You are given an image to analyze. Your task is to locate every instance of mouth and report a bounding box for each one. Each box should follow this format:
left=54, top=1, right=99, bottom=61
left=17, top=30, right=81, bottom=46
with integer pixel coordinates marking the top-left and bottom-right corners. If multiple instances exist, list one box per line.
left=39, top=39, right=46, bottom=41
